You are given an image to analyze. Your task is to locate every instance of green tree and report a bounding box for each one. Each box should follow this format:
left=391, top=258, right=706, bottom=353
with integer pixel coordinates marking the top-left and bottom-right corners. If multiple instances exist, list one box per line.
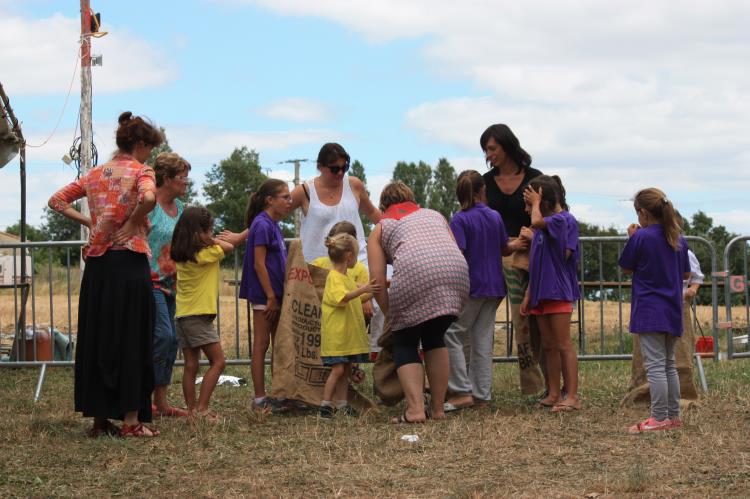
left=146, top=128, right=198, bottom=205
left=203, top=147, right=267, bottom=233
left=5, top=220, right=46, bottom=241
left=427, top=157, right=458, bottom=221
left=40, top=205, right=81, bottom=265
left=577, top=221, right=623, bottom=301
left=392, top=161, right=432, bottom=206
left=349, top=159, right=373, bottom=236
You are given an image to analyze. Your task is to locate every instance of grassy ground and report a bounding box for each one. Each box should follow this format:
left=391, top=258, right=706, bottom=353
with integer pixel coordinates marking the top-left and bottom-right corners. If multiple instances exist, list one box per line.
left=1, top=360, right=749, bottom=497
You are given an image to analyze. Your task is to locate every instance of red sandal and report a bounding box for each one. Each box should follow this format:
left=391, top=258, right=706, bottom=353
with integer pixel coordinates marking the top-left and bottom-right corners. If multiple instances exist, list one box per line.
left=119, top=423, right=160, bottom=438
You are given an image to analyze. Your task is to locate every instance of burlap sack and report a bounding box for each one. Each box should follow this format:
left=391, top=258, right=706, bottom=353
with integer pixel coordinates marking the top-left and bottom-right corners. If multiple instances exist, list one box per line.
left=372, top=317, right=405, bottom=406
left=502, top=256, right=545, bottom=395
left=620, top=301, right=699, bottom=406
left=510, top=242, right=530, bottom=272
left=270, top=240, right=375, bottom=410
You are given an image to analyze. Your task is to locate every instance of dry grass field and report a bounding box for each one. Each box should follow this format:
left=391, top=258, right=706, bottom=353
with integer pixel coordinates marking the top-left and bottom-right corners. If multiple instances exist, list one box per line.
left=1, top=359, right=749, bottom=497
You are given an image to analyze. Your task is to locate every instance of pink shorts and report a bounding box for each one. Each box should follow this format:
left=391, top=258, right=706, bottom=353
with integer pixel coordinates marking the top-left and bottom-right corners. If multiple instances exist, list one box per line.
left=529, top=300, right=574, bottom=316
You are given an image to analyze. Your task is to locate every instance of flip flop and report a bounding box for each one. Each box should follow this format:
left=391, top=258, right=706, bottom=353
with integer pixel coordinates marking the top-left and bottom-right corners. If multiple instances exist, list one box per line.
left=444, top=401, right=474, bottom=412
left=390, top=411, right=425, bottom=424
left=153, top=405, right=190, bottom=418
left=551, top=401, right=582, bottom=412
left=119, top=423, right=160, bottom=438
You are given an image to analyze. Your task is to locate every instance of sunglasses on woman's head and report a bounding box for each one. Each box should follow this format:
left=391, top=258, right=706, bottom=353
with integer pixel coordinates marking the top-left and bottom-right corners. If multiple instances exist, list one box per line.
left=326, top=163, right=350, bottom=175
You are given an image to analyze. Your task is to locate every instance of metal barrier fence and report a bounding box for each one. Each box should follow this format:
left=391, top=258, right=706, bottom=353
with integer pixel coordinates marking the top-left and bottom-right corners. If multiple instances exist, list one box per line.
left=1, top=235, right=746, bottom=398
left=722, top=236, right=750, bottom=359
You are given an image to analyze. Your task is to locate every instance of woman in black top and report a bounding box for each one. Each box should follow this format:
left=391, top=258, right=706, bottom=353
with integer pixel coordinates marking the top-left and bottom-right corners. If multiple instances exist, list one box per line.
left=480, top=124, right=545, bottom=397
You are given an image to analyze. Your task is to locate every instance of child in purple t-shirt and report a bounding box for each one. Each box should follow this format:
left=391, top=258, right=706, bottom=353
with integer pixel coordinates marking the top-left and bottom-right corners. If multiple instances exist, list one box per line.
left=239, top=179, right=292, bottom=412
left=521, top=175, right=581, bottom=412
left=619, top=188, right=690, bottom=434
left=444, top=170, right=528, bottom=411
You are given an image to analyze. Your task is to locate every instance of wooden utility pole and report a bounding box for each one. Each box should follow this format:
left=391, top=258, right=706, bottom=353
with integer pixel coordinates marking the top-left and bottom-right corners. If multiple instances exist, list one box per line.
left=79, top=1, right=93, bottom=245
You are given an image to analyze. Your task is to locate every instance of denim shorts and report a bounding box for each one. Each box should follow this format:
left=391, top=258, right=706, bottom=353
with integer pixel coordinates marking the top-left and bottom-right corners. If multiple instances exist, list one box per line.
left=152, top=288, right=178, bottom=386
left=321, top=353, right=369, bottom=366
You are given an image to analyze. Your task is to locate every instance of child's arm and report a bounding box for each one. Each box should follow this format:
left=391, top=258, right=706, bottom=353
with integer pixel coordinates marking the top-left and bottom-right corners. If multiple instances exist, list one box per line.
left=367, top=224, right=389, bottom=316
left=503, top=237, right=529, bottom=256
left=523, top=185, right=546, bottom=229
left=339, top=279, right=381, bottom=304
left=253, top=245, right=280, bottom=320
left=520, top=288, right=531, bottom=316
left=213, top=237, right=234, bottom=254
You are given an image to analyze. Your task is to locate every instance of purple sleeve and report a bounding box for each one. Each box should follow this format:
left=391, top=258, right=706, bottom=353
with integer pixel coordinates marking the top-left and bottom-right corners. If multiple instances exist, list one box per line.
left=252, top=219, right=273, bottom=247
left=566, top=216, right=579, bottom=251
left=543, top=212, right=567, bottom=242
left=450, top=215, right=467, bottom=251
left=498, top=214, right=509, bottom=249
left=619, top=232, right=640, bottom=270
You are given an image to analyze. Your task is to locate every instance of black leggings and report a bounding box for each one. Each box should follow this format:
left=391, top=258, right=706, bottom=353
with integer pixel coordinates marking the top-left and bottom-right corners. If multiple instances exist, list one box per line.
left=392, top=315, right=456, bottom=368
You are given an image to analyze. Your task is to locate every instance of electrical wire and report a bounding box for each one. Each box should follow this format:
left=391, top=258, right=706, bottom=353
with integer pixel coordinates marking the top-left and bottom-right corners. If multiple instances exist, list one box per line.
left=26, top=42, right=81, bottom=148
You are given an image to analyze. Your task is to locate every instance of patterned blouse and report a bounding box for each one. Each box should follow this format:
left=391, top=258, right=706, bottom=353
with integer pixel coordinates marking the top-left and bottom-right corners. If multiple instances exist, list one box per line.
left=380, top=208, right=469, bottom=331
left=48, top=154, right=156, bottom=259
left=147, top=199, right=184, bottom=295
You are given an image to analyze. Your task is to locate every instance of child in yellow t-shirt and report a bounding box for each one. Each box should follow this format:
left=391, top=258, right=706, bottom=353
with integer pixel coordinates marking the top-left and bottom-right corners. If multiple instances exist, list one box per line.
left=170, top=206, right=233, bottom=421
left=319, top=233, right=380, bottom=418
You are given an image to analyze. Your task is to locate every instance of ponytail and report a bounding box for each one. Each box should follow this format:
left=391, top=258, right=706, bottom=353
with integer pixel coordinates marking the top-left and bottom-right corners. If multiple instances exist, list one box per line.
left=550, top=175, right=569, bottom=211
left=244, top=179, right=287, bottom=228
left=634, top=188, right=681, bottom=250
left=455, top=170, right=485, bottom=211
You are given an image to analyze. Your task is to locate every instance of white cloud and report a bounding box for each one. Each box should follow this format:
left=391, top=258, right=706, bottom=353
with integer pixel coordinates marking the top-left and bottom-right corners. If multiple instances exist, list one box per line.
left=706, top=210, right=750, bottom=235
left=0, top=9, right=176, bottom=95
left=257, top=98, right=334, bottom=123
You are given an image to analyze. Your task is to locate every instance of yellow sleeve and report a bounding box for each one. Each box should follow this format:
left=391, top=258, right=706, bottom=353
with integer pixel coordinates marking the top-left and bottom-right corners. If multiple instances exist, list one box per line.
left=310, top=256, right=333, bottom=270
left=195, top=245, right=225, bottom=265
left=323, top=272, right=349, bottom=307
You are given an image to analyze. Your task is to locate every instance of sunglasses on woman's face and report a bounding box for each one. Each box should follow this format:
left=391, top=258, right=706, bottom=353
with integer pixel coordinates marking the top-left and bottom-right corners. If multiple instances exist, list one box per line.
left=325, top=163, right=350, bottom=175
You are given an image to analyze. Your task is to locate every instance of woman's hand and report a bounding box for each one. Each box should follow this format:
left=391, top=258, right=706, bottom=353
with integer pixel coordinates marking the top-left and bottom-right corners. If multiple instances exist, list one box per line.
left=112, top=219, right=140, bottom=245
left=520, top=293, right=530, bottom=317
left=217, top=230, right=246, bottom=247
left=264, top=296, right=280, bottom=322
left=519, top=226, right=534, bottom=241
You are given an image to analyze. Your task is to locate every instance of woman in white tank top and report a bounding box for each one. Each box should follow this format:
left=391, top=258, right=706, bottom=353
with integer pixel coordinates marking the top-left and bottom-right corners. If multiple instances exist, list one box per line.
left=218, top=143, right=381, bottom=262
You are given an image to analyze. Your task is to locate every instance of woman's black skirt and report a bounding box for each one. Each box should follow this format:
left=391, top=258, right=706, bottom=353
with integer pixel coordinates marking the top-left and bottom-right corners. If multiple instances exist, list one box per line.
left=74, top=250, right=155, bottom=422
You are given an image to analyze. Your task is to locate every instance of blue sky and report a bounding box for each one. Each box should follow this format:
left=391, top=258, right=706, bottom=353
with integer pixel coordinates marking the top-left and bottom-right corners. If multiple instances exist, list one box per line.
left=1, top=0, right=749, bottom=233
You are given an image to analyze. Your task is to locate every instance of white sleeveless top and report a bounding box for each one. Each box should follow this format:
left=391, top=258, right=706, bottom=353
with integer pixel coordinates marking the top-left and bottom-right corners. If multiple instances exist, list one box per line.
left=299, top=176, right=368, bottom=264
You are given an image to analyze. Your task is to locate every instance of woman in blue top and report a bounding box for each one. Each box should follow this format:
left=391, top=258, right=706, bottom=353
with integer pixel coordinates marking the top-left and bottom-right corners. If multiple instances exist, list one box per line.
left=620, top=188, right=690, bottom=433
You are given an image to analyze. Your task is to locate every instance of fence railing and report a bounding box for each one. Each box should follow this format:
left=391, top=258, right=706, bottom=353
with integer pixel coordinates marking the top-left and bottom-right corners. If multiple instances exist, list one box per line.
left=722, top=236, right=750, bottom=359
left=1, top=235, right=746, bottom=368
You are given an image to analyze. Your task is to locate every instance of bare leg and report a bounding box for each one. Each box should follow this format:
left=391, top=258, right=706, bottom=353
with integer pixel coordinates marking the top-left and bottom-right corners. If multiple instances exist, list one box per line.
left=251, top=313, right=272, bottom=399
left=323, top=363, right=346, bottom=402
left=424, top=347, right=449, bottom=419
left=333, top=363, right=351, bottom=402
left=395, top=363, right=427, bottom=422
left=550, top=313, right=579, bottom=407
left=196, top=342, right=226, bottom=412
left=537, top=315, right=562, bottom=406
left=182, top=347, right=201, bottom=411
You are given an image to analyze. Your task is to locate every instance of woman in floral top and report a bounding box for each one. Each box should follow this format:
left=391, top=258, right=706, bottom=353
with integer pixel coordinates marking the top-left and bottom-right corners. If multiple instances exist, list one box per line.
left=147, top=152, right=191, bottom=418
left=48, top=111, right=165, bottom=438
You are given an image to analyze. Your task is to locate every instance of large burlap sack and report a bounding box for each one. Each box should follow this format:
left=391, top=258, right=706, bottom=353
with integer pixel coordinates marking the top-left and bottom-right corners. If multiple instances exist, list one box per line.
left=270, top=240, right=375, bottom=411
left=502, top=256, right=545, bottom=395
left=372, top=317, right=404, bottom=406
left=621, top=301, right=699, bottom=406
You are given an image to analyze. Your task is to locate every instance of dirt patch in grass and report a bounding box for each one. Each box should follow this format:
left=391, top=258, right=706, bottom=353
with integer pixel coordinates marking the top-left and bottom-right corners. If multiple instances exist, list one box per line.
left=1, top=361, right=749, bottom=497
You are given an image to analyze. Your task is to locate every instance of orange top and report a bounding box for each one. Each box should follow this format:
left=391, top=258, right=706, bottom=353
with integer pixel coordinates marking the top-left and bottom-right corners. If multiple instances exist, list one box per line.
left=49, top=154, right=156, bottom=259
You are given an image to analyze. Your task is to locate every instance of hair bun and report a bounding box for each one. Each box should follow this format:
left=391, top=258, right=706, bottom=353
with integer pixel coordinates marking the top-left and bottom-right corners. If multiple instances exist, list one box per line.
left=324, top=237, right=334, bottom=248
left=118, top=111, right=133, bottom=125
